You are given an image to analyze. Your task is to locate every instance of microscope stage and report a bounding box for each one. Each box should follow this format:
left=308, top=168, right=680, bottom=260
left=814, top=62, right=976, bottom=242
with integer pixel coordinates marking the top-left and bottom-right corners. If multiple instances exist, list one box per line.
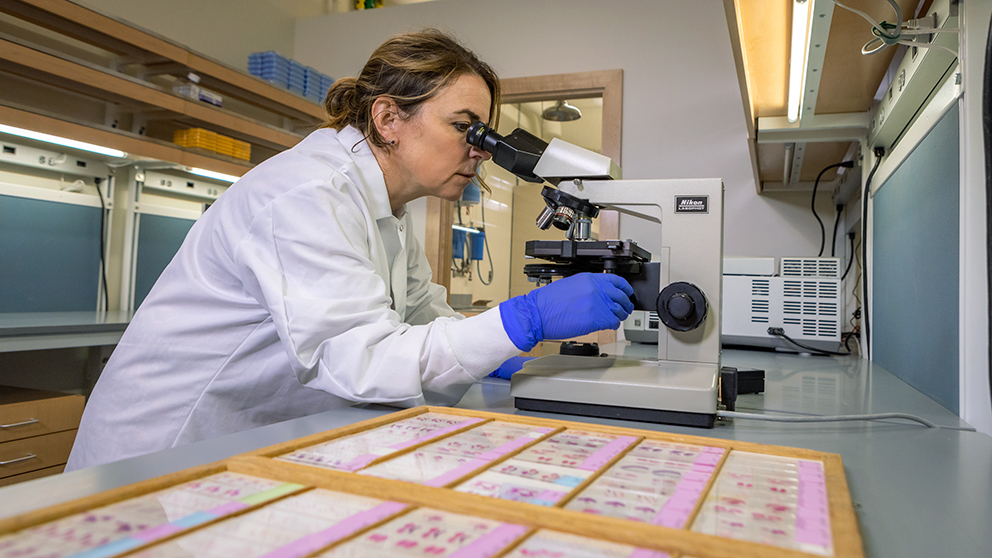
left=510, top=354, right=719, bottom=428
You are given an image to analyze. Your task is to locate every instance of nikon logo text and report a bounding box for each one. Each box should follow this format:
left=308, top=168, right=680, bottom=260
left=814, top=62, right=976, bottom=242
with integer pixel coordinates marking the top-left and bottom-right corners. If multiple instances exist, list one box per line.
left=675, top=195, right=708, bottom=214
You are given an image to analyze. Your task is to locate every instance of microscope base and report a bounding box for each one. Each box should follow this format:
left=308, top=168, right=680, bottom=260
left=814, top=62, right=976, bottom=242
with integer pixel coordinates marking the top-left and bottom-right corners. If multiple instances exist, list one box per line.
left=510, top=354, right=719, bottom=428
left=514, top=397, right=716, bottom=428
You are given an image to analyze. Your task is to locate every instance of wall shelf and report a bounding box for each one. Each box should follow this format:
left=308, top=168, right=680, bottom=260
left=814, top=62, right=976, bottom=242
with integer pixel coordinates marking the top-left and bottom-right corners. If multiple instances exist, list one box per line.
left=0, top=0, right=326, bottom=177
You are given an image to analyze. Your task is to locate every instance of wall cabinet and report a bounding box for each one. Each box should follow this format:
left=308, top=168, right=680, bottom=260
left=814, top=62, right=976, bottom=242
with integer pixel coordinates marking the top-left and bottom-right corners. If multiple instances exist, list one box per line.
left=0, top=0, right=323, bottom=178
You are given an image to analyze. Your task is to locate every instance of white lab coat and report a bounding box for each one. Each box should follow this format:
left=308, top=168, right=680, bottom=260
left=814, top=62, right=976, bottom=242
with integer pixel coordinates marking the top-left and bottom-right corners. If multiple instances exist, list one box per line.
left=67, top=126, right=520, bottom=470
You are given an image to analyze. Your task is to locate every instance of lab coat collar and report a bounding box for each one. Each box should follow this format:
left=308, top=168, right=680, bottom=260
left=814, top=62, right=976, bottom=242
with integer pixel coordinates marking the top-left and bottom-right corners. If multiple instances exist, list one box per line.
left=332, top=125, right=398, bottom=221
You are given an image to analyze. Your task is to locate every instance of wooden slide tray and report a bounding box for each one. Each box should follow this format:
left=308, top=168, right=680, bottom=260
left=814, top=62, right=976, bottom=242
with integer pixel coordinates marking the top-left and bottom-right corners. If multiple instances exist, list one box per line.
left=0, top=406, right=863, bottom=558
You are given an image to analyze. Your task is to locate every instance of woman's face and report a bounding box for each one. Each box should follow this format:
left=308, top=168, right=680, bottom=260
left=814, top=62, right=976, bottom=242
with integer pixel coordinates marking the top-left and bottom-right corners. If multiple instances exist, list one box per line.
left=391, top=73, right=493, bottom=202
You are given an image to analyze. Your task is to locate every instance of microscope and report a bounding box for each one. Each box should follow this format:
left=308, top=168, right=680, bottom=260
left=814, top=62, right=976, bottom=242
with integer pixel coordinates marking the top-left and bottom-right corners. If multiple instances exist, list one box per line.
left=467, top=123, right=725, bottom=427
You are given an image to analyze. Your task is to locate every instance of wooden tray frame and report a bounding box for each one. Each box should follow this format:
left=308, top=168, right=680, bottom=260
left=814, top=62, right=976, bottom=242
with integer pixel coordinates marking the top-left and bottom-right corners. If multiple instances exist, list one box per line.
left=0, top=406, right=864, bottom=558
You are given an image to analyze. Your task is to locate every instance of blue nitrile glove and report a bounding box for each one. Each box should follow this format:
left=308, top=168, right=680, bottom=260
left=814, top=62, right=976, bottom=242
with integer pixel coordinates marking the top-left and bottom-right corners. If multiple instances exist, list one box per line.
left=499, top=272, right=635, bottom=352
left=489, top=356, right=536, bottom=380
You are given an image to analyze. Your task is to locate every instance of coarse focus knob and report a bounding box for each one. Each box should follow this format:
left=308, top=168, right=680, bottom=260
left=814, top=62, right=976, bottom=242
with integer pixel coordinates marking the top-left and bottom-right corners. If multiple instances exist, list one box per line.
left=656, top=282, right=708, bottom=332
left=667, top=292, right=694, bottom=320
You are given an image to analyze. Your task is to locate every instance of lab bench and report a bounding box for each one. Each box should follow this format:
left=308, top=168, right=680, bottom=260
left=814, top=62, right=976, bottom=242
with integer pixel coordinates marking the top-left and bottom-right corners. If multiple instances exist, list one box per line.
left=0, top=348, right=989, bottom=558
left=0, top=312, right=130, bottom=353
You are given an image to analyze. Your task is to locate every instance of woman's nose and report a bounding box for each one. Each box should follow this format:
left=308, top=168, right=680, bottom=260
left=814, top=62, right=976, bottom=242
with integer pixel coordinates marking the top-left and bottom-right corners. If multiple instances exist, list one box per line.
left=469, top=145, right=492, bottom=161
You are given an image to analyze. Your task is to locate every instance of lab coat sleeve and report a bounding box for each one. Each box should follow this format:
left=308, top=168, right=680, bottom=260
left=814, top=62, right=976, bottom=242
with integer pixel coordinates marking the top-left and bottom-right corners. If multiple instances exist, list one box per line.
left=232, top=179, right=519, bottom=406
left=403, top=219, right=460, bottom=326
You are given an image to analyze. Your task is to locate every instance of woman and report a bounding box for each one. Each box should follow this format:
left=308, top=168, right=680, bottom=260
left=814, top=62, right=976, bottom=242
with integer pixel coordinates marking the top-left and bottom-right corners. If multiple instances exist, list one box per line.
left=67, top=30, right=633, bottom=470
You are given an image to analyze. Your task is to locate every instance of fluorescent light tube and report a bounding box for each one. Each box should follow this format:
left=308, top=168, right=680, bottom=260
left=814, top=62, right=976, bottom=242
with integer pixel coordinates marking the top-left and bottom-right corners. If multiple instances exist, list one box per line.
left=186, top=167, right=241, bottom=183
left=0, top=124, right=127, bottom=158
left=452, top=225, right=479, bottom=234
left=788, top=0, right=811, bottom=123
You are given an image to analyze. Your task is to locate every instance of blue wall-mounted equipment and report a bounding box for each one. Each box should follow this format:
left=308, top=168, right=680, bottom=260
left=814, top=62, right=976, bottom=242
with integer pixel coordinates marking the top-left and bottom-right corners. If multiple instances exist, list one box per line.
left=469, top=229, right=485, bottom=261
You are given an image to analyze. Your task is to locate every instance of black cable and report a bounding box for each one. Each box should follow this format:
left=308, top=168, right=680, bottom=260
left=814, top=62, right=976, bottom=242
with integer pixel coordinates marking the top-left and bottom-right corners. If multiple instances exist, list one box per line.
left=983, top=6, right=992, bottom=414
left=477, top=193, right=493, bottom=286
left=841, top=233, right=856, bottom=281
left=862, top=149, right=885, bottom=360
left=767, top=327, right=850, bottom=356
left=93, top=178, right=108, bottom=312
left=812, top=162, right=853, bottom=257
left=830, top=205, right=842, bottom=257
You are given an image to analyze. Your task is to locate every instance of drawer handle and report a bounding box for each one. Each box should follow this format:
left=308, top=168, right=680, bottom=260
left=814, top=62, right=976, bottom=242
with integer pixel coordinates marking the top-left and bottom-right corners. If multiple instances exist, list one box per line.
left=0, top=453, right=37, bottom=466
left=0, top=419, right=39, bottom=429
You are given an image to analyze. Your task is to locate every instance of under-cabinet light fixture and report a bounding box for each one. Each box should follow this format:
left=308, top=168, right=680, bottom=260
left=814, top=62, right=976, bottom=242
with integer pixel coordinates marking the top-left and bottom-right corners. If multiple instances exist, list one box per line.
left=186, top=167, right=241, bottom=183
left=0, top=124, right=127, bottom=158
left=788, top=0, right=812, bottom=123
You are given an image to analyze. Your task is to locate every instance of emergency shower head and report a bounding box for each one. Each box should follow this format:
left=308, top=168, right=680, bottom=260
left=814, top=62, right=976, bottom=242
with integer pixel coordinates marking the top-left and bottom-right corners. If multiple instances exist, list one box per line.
left=542, top=100, right=582, bottom=122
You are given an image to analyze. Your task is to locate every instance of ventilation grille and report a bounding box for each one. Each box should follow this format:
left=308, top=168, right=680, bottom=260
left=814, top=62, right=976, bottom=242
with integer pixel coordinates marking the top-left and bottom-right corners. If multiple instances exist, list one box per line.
left=782, top=318, right=839, bottom=338
left=781, top=257, right=841, bottom=278
left=783, top=301, right=838, bottom=317
left=749, top=279, right=770, bottom=323
left=783, top=280, right=839, bottom=299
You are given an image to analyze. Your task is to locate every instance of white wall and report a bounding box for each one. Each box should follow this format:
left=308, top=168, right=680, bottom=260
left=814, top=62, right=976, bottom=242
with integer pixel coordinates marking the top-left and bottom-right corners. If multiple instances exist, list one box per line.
left=294, top=0, right=837, bottom=261
left=958, top=0, right=991, bottom=434
left=79, top=0, right=296, bottom=71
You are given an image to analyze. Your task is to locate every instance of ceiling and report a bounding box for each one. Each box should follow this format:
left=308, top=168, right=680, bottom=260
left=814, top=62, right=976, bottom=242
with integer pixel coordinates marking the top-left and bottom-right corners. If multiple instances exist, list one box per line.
left=733, top=0, right=932, bottom=192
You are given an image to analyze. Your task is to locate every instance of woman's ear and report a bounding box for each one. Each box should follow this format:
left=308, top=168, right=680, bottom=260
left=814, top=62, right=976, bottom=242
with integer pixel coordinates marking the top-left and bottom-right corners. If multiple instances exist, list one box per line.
left=372, top=97, right=401, bottom=139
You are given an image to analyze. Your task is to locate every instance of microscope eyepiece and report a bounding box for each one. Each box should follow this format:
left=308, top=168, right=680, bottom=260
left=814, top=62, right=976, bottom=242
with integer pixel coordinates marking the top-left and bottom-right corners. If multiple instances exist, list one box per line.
left=464, top=122, right=547, bottom=183
left=466, top=122, right=494, bottom=151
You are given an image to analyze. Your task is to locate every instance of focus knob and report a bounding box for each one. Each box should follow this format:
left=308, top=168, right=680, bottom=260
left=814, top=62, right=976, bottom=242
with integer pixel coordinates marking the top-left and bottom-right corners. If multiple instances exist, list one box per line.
left=667, top=292, right=694, bottom=320
left=656, top=282, right=707, bottom=332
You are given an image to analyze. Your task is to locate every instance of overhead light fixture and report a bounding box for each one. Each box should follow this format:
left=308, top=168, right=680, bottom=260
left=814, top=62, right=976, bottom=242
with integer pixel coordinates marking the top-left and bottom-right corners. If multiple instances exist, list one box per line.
left=452, top=224, right=480, bottom=234
left=0, top=123, right=127, bottom=158
left=186, top=167, right=241, bottom=183
left=788, top=0, right=812, bottom=123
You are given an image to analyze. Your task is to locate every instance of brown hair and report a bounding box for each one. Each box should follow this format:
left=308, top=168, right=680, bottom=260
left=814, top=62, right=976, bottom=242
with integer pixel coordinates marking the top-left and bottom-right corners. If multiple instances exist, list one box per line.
left=323, top=29, right=500, bottom=150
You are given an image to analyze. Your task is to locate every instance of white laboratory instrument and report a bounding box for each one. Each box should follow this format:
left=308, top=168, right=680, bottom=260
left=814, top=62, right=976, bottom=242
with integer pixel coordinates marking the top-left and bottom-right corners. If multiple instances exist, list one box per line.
left=722, top=257, right=843, bottom=353
left=467, top=124, right=724, bottom=427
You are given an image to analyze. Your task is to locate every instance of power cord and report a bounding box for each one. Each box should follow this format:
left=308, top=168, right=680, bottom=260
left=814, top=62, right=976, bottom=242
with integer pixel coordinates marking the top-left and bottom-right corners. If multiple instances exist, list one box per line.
left=812, top=161, right=854, bottom=257
left=832, top=0, right=959, bottom=57
left=718, top=410, right=939, bottom=428
left=830, top=204, right=842, bottom=257
left=841, top=232, right=856, bottom=281
left=862, top=148, right=885, bottom=359
left=767, top=327, right=850, bottom=356
left=477, top=188, right=494, bottom=286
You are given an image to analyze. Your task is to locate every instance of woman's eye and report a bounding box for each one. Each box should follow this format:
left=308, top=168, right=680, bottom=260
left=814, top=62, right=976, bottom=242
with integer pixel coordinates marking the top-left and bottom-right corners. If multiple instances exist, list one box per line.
left=453, top=122, right=470, bottom=133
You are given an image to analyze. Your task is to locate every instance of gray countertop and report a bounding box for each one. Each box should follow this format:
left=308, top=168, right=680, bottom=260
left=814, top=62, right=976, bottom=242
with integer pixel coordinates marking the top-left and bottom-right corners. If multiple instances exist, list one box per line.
left=0, top=311, right=131, bottom=352
left=1, top=348, right=989, bottom=558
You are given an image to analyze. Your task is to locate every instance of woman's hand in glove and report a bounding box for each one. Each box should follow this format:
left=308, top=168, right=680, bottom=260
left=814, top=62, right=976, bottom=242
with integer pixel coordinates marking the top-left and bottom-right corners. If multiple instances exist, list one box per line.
left=489, top=356, right=535, bottom=380
left=498, top=273, right=635, bottom=352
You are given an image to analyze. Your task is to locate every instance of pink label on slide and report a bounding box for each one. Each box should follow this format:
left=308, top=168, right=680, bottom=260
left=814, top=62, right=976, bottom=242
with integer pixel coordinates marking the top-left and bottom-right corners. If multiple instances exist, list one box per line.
left=795, top=467, right=832, bottom=549
left=259, top=501, right=408, bottom=558
left=578, top=436, right=638, bottom=471
left=682, top=471, right=710, bottom=483
left=389, top=418, right=485, bottom=451
left=447, top=523, right=529, bottom=558
left=795, top=516, right=832, bottom=548
left=691, top=462, right=716, bottom=473
left=339, top=453, right=381, bottom=471
left=702, top=446, right=726, bottom=454
left=628, top=549, right=670, bottom=558
left=425, top=458, right=491, bottom=487
left=535, top=489, right=567, bottom=502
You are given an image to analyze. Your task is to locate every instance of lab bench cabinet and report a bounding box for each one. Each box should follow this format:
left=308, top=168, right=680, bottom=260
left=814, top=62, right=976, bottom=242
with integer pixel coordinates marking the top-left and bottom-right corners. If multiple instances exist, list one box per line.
left=0, top=387, right=84, bottom=487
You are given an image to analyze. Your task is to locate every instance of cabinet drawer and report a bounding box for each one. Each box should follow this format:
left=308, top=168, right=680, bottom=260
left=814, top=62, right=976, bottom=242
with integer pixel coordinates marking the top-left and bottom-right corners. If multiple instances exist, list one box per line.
left=0, top=430, right=77, bottom=478
left=0, top=387, right=85, bottom=443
